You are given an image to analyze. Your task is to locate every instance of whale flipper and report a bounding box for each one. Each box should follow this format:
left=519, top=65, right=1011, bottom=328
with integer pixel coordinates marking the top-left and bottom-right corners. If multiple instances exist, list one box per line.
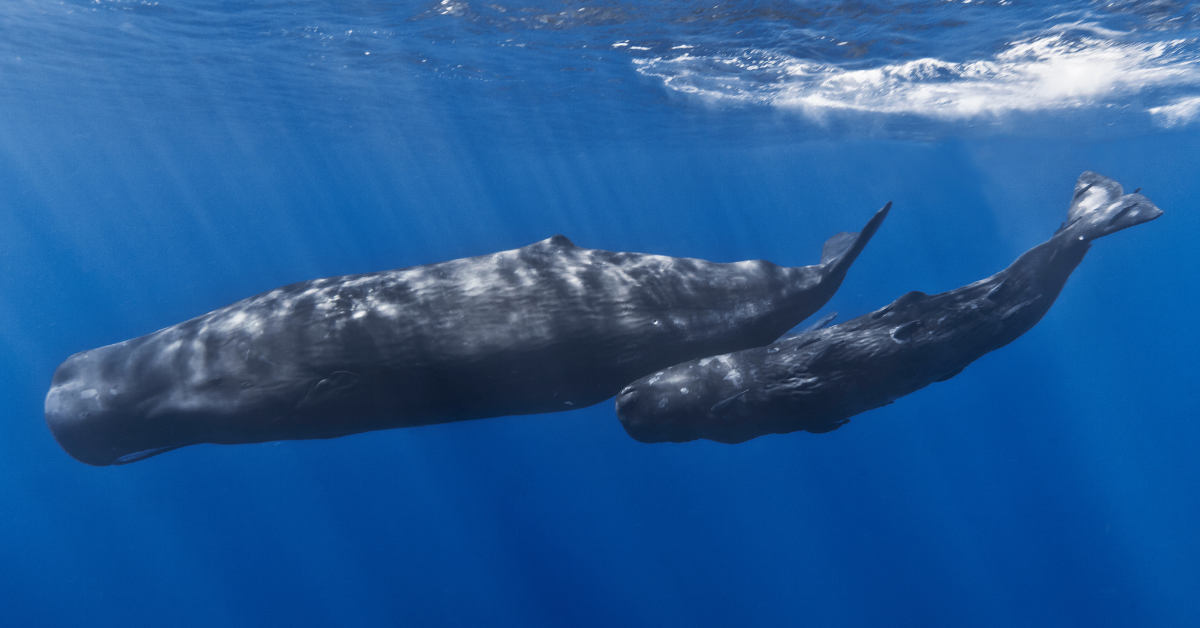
left=801, top=312, right=839, bottom=333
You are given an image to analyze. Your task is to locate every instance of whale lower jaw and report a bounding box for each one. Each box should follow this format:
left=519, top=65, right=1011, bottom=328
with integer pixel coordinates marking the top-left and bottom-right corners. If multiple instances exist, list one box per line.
left=112, top=442, right=198, bottom=465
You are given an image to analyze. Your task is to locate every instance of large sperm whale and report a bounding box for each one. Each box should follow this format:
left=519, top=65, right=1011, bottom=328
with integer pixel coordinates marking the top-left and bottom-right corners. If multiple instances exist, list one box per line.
left=45, top=204, right=890, bottom=465
left=616, top=172, right=1161, bottom=444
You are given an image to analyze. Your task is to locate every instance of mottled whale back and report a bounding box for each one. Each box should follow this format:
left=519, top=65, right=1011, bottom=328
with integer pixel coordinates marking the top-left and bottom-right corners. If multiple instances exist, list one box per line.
left=46, top=204, right=890, bottom=465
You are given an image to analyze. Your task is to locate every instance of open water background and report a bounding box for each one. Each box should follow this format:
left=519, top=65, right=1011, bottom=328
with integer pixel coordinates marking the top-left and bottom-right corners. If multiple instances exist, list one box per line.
left=2, top=1, right=1200, bottom=626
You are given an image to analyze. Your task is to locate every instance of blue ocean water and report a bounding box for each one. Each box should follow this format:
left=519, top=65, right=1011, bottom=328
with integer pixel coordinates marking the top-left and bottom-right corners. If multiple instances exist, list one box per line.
left=2, top=0, right=1199, bottom=626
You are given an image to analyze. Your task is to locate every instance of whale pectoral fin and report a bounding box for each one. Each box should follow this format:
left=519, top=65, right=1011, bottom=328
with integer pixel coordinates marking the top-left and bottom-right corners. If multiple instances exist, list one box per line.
left=297, top=371, right=361, bottom=409
left=802, top=312, right=838, bottom=333
left=781, top=313, right=839, bottom=339
left=1001, top=298, right=1038, bottom=321
left=711, top=389, right=751, bottom=416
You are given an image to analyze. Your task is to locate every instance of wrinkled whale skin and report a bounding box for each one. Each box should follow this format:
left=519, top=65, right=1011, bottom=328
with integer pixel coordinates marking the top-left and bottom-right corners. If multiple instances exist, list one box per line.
left=616, top=173, right=1162, bottom=445
left=46, top=205, right=890, bottom=465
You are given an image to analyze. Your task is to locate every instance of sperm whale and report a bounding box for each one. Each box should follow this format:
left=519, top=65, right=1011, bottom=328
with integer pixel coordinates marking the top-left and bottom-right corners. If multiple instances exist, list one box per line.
left=615, top=172, right=1161, bottom=444
left=46, top=204, right=890, bottom=465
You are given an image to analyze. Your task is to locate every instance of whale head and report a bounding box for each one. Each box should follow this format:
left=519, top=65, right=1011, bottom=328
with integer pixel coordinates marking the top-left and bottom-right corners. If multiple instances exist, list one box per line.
left=43, top=340, right=212, bottom=466
left=41, top=326, right=293, bottom=466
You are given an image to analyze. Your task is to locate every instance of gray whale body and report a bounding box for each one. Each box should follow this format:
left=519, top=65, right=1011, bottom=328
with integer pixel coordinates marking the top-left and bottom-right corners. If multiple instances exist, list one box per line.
left=616, top=173, right=1162, bottom=444
left=46, top=204, right=890, bottom=465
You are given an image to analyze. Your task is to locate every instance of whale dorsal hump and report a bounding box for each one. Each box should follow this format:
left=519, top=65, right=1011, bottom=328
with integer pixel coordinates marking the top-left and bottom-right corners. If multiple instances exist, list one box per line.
left=545, top=235, right=576, bottom=249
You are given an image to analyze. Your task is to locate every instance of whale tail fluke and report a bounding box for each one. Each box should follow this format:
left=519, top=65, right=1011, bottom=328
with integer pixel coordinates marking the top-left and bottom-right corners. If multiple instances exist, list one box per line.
left=820, top=201, right=892, bottom=272
left=1059, top=172, right=1163, bottom=242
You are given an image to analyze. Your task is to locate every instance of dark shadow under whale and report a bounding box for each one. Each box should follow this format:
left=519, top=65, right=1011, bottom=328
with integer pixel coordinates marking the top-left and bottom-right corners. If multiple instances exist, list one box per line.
left=616, top=172, right=1162, bottom=444
left=45, top=204, right=890, bottom=465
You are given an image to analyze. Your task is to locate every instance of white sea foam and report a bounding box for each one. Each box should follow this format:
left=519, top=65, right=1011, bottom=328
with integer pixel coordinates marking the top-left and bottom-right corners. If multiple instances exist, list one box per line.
left=634, top=30, right=1200, bottom=123
left=1149, top=96, right=1200, bottom=127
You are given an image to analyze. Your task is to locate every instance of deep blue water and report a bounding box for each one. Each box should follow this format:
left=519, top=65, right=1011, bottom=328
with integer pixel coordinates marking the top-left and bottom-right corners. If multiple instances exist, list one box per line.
left=3, top=1, right=1200, bottom=626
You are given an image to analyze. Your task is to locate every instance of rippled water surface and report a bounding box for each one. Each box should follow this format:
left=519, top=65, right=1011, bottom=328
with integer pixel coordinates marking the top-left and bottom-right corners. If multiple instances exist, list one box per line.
left=2, top=2, right=1199, bottom=627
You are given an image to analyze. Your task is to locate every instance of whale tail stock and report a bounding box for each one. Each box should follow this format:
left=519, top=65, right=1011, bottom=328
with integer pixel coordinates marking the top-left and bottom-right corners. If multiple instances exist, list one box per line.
left=1058, top=171, right=1163, bottom=242
left=819, top=201, right=892, bottom=275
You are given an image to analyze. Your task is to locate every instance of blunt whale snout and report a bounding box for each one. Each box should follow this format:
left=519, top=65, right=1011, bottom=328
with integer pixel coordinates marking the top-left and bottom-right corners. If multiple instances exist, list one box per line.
left=45, top=348, right=203, bottom=466
left=45, top=359, right=130, bottom=466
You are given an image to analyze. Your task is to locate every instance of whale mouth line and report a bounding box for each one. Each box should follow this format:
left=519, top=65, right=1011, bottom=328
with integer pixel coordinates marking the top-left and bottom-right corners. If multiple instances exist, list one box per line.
left=112, top=441, right=199, bottom=465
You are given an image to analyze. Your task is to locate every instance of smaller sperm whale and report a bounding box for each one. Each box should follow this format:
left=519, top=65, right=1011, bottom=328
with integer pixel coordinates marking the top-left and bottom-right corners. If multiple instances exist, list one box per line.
left=616, top=172, right=1162, bottom=444
left=45, top=203, right=890, bottom=465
